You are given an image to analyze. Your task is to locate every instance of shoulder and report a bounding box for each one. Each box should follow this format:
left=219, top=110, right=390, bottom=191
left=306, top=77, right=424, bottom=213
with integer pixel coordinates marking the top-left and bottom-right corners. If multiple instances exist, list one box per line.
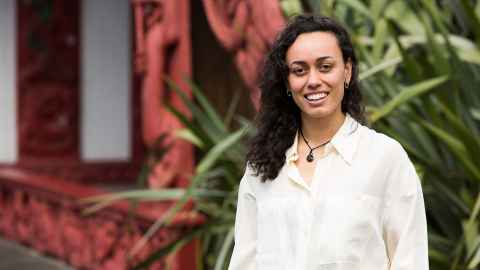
left=238, top=163, right=260, bottom=196
left=359, top=125, right=410, bottom=162
left=360, top=126, right=420, bottom=196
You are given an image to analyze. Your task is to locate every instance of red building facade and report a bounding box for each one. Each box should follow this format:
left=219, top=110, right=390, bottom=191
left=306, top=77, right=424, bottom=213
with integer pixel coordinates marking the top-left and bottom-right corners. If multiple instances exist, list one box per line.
left=0, top=1, right=285, bottom=269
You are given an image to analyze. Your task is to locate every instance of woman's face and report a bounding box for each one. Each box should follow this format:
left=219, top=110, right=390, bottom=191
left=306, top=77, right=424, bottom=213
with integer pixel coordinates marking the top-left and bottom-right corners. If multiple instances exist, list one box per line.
left=286, top=31, right=351, bottom=120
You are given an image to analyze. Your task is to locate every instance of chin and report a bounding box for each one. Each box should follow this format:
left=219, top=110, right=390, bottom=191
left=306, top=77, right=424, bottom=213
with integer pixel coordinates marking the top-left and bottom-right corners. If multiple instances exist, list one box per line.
left=301, top=108, right=337, bottom=119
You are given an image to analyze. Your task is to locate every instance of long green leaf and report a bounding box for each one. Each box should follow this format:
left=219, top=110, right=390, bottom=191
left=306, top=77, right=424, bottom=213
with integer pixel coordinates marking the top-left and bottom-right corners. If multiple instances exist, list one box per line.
left=359, top=56, right=402, bottom=81
left=214, top=228, right=234, bottom=270
left=338, top=0, right=373, bottom=20
left=176, top=128, right=205, bottom=149
left=420, top=120, right=480, bottom=181
left=459, top=0, right=480, bottom=48
left=165, top=78, right=226, bottom=143
left=468, top=236, right=480, bottom=269
left=370, top=0, right=387, bottom=21
left=472, top=108, right=480, bottom=121
left=280, top=0, right=304, bottom=17
left=370, top=76, right=449, bottom=123
left=196, top=127, right=248, bottom=174
left=81, top=188, right=227, bottom=215
left=165, top=103, right=213, bottom=147
left=372, top=18, right=389, bottom=62
left=186, top=78, right=227, bottom=134
left=132, top=223, right=212, bottom=270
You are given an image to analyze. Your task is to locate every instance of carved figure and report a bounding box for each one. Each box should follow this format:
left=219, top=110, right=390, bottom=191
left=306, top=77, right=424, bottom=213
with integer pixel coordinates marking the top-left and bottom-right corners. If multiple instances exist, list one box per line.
left=133, top=0, right=193, bottom=188
left=17, top=0, right=80, bottom=160
left=202, top=0, right=286, bottom=107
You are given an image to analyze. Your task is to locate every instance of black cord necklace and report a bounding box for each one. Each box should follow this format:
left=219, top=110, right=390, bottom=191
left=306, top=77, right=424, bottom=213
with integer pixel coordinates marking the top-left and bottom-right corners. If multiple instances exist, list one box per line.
left=299, top=128, right=331, bottom=162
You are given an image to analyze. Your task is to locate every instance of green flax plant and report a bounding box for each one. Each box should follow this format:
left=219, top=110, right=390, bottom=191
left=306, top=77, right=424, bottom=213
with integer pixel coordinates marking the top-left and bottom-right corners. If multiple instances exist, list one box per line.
left=301, top=0, right=480, bottom=269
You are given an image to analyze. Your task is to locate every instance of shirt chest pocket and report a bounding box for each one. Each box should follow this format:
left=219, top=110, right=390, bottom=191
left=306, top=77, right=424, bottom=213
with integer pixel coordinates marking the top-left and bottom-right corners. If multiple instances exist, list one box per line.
left=314, top=194, right=381, bottom=264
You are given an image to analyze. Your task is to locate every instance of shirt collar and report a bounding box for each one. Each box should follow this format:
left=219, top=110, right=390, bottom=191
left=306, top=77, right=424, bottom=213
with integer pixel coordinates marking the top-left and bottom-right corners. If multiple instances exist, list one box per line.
left=285, top=114, right=361, bottom=166
left=330, top=113, right=361, bottom=165
left=285, top=131, right=299, bottom=163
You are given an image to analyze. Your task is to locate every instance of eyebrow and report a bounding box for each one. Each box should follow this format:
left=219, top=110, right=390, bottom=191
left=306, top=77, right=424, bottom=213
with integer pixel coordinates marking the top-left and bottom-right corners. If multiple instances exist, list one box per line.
left=289, top=56, right=334, bottom=66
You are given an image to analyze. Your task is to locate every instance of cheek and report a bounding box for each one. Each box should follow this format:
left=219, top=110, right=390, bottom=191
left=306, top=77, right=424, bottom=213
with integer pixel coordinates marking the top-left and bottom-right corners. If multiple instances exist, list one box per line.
left=324, top=72, right=345, bottom=87
left=336, top=88, right=346, bottom=101
left=287, top=76, right=307, bottom=92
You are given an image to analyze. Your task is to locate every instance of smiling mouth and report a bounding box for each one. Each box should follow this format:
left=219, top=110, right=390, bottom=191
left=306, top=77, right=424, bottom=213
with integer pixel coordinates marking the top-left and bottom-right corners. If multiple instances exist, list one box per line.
left=304, top=92, right=329, bottom=102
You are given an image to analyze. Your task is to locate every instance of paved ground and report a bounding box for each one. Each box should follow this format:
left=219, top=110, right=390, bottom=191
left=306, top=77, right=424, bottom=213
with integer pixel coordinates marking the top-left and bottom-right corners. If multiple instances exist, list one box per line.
left=0, top=238, right=73, bottom=270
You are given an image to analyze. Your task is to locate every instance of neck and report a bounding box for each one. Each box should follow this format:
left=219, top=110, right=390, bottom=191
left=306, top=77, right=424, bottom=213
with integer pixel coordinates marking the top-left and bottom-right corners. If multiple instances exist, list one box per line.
left=301, top=112, right=346, bottom=145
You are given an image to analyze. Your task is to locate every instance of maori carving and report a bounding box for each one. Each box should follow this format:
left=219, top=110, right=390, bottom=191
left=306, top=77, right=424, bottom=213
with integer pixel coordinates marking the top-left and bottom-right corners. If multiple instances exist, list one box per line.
left=19, top=84, right=78, bottom=157
left=132, top=0, right=194, bottom=188
left=13, top=0, right=145, bottom=182
left=1, top=162, right=142, bottom=184
left=17, top=0, right=80, bottom=160
left=202, top=0, right=286, bottom=107
left=0, top=174, right=200, bottom=270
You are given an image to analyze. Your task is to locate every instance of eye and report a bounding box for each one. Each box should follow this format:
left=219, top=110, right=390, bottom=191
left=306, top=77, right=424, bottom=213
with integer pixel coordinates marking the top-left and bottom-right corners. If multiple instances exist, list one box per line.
left=291, top=67, right=306, bottom=76
left=319, top=64, right=332, bottom=72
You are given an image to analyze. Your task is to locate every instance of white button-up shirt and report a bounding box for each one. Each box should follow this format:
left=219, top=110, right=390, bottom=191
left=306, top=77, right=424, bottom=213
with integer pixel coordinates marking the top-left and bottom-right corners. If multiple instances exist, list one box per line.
left=229, top=114, right=428, bottom=270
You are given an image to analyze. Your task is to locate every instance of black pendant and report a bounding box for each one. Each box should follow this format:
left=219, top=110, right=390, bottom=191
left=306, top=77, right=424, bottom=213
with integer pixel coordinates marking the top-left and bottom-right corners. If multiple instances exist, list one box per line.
left=306, top=152, right=314, bottom=162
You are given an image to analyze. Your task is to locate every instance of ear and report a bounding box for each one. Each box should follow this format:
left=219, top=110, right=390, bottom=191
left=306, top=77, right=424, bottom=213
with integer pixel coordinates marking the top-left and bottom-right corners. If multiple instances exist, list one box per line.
left=345, top=59, right=353, bottom=84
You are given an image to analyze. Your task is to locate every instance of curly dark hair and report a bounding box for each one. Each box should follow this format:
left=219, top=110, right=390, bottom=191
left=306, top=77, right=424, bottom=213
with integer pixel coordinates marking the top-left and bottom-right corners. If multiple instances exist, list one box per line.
left=246, top=14, right=366, bottom=182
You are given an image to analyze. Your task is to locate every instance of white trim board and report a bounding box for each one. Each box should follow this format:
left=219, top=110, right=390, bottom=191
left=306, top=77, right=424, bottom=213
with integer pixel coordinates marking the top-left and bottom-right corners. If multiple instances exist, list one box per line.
left=0, top=0, right=18, bottom=163
left=81, top=0, right=132, bottom=161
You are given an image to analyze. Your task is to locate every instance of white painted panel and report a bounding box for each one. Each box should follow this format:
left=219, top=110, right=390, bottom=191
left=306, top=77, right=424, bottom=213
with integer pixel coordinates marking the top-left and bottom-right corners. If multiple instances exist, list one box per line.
left=81, top=0, right=131, bottom=161
left=0, top=0, right=17, bottom=163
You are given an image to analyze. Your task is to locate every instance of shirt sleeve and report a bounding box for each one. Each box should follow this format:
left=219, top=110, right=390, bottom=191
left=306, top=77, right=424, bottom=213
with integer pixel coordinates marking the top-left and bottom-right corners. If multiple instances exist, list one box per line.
left=228, top=166, right=257, bottom=270
left=383, top=143, right=429, bottom=270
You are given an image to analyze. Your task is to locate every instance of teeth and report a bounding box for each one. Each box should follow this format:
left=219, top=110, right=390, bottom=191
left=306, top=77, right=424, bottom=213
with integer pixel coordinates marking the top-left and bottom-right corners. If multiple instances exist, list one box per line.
left=305, top=92, right=327, bottom=101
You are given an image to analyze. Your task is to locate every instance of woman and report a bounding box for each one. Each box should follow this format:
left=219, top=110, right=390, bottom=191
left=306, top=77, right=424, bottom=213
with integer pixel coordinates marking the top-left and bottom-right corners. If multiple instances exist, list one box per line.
left=229, top=15, right=428, bottom=270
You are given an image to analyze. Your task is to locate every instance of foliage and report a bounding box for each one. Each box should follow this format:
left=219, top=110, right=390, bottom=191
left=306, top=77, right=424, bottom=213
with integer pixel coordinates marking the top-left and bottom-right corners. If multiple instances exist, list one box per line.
left=85, top=1, right=480, bottom=269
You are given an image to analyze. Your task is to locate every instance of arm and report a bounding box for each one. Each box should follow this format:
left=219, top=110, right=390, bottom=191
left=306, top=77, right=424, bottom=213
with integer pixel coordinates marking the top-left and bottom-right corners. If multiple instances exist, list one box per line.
left=228, top=167, right=257, bottom=270
left=383, top=145, right=429, bottom=270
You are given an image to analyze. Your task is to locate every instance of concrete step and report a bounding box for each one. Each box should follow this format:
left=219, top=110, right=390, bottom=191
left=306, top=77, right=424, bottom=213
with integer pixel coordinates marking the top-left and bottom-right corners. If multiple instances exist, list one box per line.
left=0, top=238, right=74, bottom=270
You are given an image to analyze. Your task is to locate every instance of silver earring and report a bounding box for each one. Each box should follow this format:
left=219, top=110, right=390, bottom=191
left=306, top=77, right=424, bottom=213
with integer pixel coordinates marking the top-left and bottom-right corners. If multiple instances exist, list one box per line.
left=344, top=81, right=350, bottom=89
left=286, top=89, right=292, bottom=97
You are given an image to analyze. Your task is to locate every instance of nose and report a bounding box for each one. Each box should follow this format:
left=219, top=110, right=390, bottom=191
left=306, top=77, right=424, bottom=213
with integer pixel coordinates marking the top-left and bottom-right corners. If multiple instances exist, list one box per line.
left=306, top=70, right=322, bottom=90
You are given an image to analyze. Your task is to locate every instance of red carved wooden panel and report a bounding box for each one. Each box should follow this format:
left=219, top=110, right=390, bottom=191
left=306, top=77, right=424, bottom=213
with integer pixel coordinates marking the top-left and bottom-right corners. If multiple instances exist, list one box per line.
left=202, top=0, right=286, bottom=108
left=11, top=1, right=145, bottom=183
left=0, top=168, right=203, bottom=270
left=17, top=0, right=80, bottom=162
left=132, top=0, right=194, bottom=189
